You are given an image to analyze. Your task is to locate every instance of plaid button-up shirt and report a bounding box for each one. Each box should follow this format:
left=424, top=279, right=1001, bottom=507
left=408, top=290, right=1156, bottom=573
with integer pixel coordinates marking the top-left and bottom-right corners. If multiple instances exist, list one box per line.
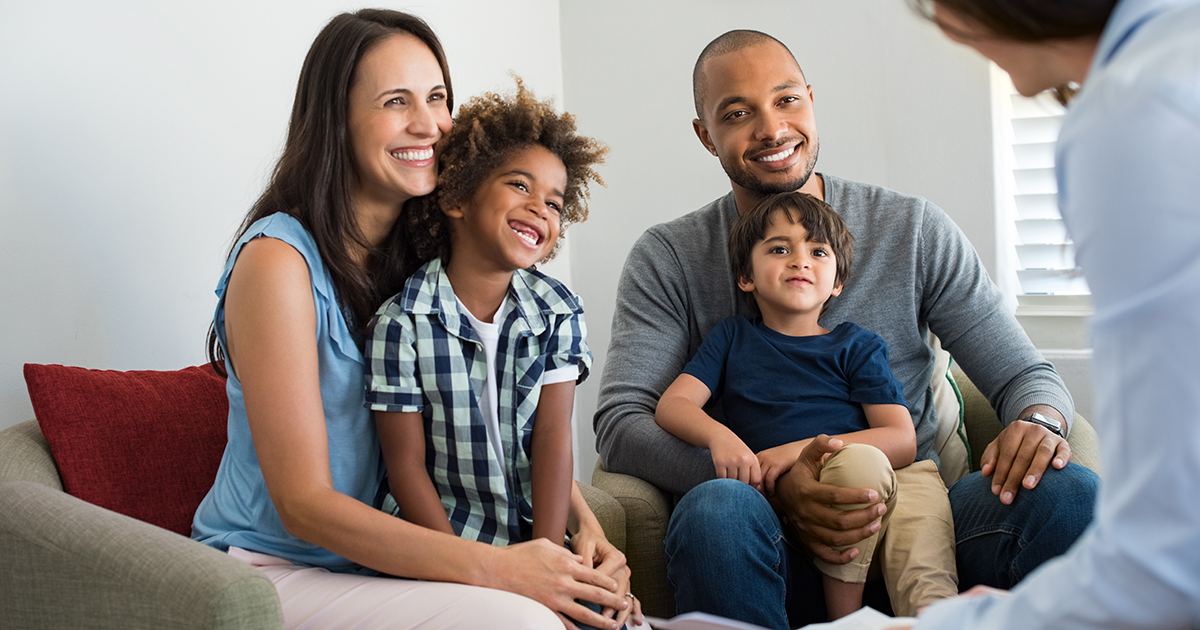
left=365, top=257, right=591, bottom=545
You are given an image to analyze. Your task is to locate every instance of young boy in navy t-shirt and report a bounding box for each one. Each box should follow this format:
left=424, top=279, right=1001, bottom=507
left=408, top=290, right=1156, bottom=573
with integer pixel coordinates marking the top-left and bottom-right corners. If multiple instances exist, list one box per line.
left=655, top=191, right=957, bottom=620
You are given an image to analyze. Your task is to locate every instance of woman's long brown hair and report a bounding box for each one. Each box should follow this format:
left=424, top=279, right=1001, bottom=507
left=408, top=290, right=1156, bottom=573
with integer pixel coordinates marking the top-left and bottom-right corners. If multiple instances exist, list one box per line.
left=207, top=9, right=453, bottom=376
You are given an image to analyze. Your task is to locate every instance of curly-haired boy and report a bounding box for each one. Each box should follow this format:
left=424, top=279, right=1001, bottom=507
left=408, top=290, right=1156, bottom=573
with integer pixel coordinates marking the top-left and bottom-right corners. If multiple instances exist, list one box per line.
left=365, top=78, right=607, bottom=553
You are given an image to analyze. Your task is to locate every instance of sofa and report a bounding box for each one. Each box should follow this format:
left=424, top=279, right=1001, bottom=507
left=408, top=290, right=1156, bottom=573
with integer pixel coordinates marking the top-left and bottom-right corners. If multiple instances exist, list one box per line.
left=591, top=365, right=1103, bottom=618
left=0, top=363, right=625, bottom=629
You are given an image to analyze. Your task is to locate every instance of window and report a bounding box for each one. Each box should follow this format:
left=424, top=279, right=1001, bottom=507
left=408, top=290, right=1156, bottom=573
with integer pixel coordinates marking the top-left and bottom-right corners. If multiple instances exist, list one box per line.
left=992, top=67, right=1091, bottom=318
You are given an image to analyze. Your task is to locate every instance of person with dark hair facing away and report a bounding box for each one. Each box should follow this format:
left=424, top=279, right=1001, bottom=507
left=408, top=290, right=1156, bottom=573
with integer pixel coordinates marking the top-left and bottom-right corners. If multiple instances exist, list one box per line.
left=192, top=11, right=633, bottom=629
left=365, top=79, right=636, bottom=628
left=894, top=0, right=1200, bottom=628
left=655, top=192, right=957, bottom=620
left=595, top=27, right=1098, bottom=629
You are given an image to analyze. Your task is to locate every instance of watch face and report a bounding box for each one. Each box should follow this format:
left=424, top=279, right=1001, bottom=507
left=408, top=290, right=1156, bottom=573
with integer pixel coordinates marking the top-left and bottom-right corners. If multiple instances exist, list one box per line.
left=1023, top=413, right=1063, bottom=436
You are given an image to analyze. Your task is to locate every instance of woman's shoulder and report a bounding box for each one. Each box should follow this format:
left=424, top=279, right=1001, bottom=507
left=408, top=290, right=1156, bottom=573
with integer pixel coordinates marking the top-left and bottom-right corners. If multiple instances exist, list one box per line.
left=235, top=235, right=310, bottom=277
left=239, top=213, right=319, bottom=259
left=219, top=213, right=329, bottom=299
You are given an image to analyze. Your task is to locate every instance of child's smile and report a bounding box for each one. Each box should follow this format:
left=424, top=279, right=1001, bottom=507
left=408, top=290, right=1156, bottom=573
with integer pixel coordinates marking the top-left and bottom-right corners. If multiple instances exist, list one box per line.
left=445, top=144, right=566, bottom=274
left=509, top=218, right=545, bottom=248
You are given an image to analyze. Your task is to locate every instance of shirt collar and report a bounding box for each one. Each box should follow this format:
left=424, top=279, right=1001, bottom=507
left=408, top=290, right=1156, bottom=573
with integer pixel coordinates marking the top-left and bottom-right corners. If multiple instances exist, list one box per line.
left=1092, top=0, right=1196, bottom=73
left=505, top=267, right=583, bottom=337
left=402, top=258, right=577, bottom=341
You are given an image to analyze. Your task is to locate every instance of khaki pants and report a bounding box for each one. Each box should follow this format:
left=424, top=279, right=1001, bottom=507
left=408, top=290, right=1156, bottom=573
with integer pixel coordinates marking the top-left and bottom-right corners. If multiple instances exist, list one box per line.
left=813, top=443, right=959, bottom=617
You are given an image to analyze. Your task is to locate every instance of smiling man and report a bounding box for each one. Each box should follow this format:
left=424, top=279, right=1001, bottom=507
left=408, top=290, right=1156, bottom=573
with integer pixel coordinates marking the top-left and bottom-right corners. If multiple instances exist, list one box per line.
left=593, top=30, right=1099, bottom=629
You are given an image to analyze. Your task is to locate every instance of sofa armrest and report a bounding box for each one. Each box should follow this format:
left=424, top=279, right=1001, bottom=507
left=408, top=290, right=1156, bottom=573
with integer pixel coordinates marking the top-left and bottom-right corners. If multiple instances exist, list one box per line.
left=577, top=479, right=626, bottom=552
left=591, top=461, right=675, bottom=618
left=0, top=420, right=63, bottom=489
left=953, top=367, right=1102, bottom=476
left=0, top=480, right=283, bottom=629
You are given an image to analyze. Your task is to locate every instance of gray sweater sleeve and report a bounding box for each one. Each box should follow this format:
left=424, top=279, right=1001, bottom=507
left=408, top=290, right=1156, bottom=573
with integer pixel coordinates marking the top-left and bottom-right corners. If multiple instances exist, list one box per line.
left=593, top=230, right=717, bottom=496
left=916, top=202, right=1076, bottom=432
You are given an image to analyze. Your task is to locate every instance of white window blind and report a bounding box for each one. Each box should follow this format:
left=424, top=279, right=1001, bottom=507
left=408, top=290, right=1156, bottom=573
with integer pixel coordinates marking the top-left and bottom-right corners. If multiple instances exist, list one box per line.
left=994, top=72, right=1091, bottom=308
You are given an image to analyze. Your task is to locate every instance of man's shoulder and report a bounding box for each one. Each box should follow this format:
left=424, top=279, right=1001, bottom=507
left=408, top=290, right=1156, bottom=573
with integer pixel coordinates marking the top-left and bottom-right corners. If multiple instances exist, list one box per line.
left=824, top=174, right=965, bottom=245
left=825, top=174, right=931, bottom=217
left=641, top=193, right=737, bottom=243
left=622, top=193, right=738, bottom=279
left=829, top=321, right=888, bottom=349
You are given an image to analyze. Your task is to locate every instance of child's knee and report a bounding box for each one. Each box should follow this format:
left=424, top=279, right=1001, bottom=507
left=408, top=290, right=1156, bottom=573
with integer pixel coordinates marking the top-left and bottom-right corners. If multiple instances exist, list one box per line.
left=820, top=443, right=895, bottom=503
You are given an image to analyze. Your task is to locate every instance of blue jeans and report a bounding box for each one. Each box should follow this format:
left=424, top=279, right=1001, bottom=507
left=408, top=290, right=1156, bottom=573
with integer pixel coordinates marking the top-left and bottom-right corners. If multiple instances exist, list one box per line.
left=664, top=463, right=1097, bottom=629
left=949, top=462, right=1097, bottom=588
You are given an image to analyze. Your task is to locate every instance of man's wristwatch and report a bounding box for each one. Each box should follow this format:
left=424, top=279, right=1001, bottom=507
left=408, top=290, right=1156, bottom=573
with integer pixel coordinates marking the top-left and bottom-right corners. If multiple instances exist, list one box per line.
left=1019, top=412, right=1065, bottom=438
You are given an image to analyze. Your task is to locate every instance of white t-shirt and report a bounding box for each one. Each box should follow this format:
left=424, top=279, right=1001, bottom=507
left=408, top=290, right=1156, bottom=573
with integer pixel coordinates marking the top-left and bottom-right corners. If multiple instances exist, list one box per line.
left=458, top=295, right=580, bottom=464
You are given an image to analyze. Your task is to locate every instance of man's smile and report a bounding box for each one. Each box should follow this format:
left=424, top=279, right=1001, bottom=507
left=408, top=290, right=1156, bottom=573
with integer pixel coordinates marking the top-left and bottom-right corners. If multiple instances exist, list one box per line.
left=754, top=144, right=797, bottom=163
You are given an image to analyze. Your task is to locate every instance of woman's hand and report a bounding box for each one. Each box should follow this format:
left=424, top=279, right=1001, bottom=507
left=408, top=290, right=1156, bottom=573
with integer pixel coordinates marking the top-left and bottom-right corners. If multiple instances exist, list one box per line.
left=572, top=518, right=643, bottom=628
left=485, top=539, right=628, bottom=630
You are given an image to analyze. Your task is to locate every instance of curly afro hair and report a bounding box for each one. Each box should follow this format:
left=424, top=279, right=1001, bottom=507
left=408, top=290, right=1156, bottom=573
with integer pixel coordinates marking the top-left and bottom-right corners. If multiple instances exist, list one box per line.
left=406, top=77, right=607, bottom=264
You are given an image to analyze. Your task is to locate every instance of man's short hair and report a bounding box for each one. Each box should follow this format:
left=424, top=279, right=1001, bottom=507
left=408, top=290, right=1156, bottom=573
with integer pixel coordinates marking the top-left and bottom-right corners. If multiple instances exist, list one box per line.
left=728, top=192, right=854, bottom=316
left=693, top=29, right=805, bottom=120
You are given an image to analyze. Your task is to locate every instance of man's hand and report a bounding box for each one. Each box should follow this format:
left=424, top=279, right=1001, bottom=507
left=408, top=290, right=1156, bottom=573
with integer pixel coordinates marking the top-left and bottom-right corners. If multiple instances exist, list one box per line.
left=710, top=433, right=762, bottom=490
left=771, top=435, right=886, bottom=564
left=980, top=405, right=1071, bottom=505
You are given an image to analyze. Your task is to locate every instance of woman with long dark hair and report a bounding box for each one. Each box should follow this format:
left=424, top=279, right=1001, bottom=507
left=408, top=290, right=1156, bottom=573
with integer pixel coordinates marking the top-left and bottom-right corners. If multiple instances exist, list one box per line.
left=899, top=0, right=1200, bottom=628
left=191, top=10, right=633, bottom=629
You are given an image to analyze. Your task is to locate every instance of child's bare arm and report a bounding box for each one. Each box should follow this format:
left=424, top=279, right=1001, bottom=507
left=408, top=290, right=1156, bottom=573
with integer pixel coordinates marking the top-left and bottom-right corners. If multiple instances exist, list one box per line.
left=376, top=410, right=455, bottom=535
left=857, top=403, right=917, bottom=468
left=656, top=374, right=762, bottom=489
left=531, top=380, right=574, bottom=544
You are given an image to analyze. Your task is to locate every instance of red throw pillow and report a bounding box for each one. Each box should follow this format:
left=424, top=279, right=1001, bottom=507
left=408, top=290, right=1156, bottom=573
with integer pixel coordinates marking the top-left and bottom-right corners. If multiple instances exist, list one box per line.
left=24, top=363, right=228, bottom=536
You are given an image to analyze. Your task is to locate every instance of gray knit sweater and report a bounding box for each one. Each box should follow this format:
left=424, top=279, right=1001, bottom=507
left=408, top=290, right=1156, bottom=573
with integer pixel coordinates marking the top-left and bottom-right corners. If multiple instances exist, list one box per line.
left=593, top=174, right=1073, bottom=496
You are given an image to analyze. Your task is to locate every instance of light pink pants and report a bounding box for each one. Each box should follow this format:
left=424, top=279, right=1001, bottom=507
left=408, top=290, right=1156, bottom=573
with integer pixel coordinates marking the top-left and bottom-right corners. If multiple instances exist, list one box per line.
left=229, top=547, right=561, bottom=630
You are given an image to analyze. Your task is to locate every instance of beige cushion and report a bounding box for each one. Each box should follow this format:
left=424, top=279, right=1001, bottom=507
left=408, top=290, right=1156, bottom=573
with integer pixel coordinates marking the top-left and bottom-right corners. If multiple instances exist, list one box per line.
left=929, top=335, right=971, bottom=485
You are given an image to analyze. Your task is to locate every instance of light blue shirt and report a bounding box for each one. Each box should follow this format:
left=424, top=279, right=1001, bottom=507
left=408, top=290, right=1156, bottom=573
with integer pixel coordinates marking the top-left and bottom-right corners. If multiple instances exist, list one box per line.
left=192, top=213, right=383, bottom=573
left=919, top=0, right=1200, bottom=627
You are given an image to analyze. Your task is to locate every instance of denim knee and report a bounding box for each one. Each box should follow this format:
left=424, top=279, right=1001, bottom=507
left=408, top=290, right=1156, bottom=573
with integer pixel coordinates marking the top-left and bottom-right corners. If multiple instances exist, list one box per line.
left=666, top=478, right=782, bottom=557
left=664, top=479, right=793, bottom=630
left=950, top=462, right=1097, bottom=538
left=950, top=462, right=1098, bottom=588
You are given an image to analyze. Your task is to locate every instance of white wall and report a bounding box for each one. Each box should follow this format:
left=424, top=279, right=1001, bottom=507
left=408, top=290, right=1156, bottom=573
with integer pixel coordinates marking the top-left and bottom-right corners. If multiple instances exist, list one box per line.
left=559, top=0, right=997, bottom=479
left=2, top=0, right=1028, bottom=482
left=0, top=1, right=565, bottom=428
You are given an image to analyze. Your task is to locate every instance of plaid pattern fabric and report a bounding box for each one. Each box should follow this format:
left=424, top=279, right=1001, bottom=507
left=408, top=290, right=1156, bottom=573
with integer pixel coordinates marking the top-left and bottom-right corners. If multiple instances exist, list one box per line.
left=365, top=257, right=591, bottom=545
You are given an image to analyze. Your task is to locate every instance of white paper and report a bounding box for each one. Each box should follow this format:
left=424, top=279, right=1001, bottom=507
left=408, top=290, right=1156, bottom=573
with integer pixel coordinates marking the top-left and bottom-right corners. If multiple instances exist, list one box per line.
left=644, top=607, right=914, bottom=630
left=802, top=607, right=916, bottom=630
left=644, top=612, right=770, bottom=630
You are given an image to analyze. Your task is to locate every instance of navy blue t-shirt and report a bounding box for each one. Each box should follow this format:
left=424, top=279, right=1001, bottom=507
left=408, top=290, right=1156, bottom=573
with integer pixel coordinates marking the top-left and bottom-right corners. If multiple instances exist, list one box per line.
left=682, top=317, right=908, bottom=454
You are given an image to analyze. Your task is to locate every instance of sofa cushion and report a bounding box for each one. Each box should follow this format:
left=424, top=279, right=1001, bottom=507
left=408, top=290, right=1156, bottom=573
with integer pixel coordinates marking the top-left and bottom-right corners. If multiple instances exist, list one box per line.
left=23, top=363, right=228, bottom=536
left=929, top=334, right=971, bottom=486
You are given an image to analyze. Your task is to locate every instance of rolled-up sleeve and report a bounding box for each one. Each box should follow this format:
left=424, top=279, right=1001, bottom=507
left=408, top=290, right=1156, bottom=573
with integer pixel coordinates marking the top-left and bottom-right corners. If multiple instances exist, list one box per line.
left=364, top=308, right=424, bottom=413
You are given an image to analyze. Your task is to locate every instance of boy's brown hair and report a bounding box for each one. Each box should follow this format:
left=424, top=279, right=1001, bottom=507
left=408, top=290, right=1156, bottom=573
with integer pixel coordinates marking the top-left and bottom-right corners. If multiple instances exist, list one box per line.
left=406, top=77, right=607, bottom=264
left=728, top=191, right=854, bottom=316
